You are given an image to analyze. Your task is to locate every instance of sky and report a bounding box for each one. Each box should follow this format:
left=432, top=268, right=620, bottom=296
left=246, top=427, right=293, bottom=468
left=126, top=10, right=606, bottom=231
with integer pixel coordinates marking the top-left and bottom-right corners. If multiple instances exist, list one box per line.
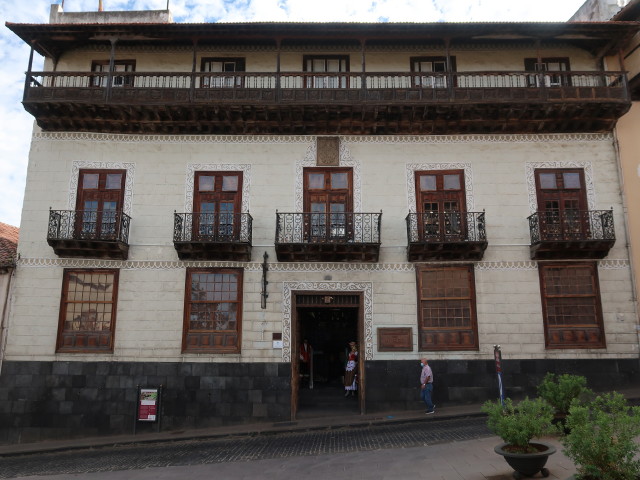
left=0, top=0, right=593, bottom=228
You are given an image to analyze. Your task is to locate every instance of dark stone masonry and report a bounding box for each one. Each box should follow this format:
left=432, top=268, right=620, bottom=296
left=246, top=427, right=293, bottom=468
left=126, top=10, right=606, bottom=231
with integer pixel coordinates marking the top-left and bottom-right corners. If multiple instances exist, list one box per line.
left=0, top=358, right=638, bottom=444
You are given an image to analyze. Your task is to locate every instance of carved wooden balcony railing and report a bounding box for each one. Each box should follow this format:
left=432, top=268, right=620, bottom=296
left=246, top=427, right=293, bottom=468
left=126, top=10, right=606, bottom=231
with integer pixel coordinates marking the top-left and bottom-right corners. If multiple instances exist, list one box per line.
left=528, top=209, right=615, bottom=260
left=173, top=212, right=253, bottom=261
left=406, top=211, right=487, bottom=261
left=47, top=209, right=131, bottom=260
left=23, top=70, right=630, bottom=135
left=275, top=212, right=381, bottom=262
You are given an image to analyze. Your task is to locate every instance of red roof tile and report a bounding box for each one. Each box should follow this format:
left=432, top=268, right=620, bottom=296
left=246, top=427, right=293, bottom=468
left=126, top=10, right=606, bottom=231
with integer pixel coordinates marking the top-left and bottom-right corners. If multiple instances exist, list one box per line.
left=0, top=222, right=19, bottom=268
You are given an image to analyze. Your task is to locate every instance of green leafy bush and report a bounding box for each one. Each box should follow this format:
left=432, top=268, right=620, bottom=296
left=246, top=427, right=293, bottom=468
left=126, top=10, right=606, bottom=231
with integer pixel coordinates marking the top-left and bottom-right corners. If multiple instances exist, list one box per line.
left=481, top=397, right=555, bottom=452
left=537, top=373, right=591, bottom=417
left=562, top=392, right=640, bottom=480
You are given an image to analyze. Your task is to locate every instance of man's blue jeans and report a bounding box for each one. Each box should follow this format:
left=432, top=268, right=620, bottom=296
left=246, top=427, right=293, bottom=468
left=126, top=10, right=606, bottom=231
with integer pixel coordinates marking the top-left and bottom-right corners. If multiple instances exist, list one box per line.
left=421, top=383, right=434, bottom=412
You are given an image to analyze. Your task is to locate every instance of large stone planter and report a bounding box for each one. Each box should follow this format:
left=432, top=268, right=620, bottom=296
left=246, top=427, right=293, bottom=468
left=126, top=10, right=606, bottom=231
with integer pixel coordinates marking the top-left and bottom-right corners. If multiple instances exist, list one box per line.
left=494, top=441, right=556, bottom=479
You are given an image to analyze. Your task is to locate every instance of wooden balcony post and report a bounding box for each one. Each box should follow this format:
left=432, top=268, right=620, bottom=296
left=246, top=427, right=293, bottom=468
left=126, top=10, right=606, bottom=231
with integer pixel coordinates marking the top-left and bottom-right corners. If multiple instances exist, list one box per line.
left=445, top=37, right=453, bottom=99
left=535, top=38, right=547, bottom=100
left=190, top=38, right=198, bottom=102
left=360, top=38, right=366, bottom=97
left=23, top=42, right=35, bottom=102
left=276, top=38, right=281, bottom=101
left=106, top=38, right=118, bottom=102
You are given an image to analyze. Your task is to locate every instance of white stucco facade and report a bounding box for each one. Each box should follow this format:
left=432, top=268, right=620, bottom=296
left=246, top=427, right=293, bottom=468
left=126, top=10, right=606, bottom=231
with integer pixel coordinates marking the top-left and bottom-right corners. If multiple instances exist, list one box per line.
left=7, top=131, right=637, bottom=364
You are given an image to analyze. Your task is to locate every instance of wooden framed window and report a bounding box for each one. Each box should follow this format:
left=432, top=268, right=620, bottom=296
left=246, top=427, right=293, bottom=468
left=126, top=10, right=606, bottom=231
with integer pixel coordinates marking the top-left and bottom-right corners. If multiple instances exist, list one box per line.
left=201, top=57, right=245, bottom=88
left=417, top=265, right=479, bottom=351
left=303, top=55, right=349, bottom=88
left=183, top=268, right=243, bottom=353
left=56, top=269, right=119, bottom=353
left=76, top=169, right=126, bottom=240
left=411, top=56, right=456, bottom=88
left=539, top=262, right=606, bottom=349
left=524, top=57, right=571, bottom=87
left=193, top=171, right=243, bottom=241
left=534, top=168, right=588, bottom=240
left=91, top=60, right=135, bottom=87
left=415, top=170, right=466, bottom=241
left=303, top=167, right=353, bottom=241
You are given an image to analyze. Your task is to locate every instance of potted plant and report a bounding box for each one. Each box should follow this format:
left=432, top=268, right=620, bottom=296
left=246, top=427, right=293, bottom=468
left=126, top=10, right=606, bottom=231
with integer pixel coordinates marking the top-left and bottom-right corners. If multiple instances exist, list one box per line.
left=482, top=397, right=556, bottom=479
left=561, top=392, right=640, bottom=480
left=537, top=373, right=592, bottom=419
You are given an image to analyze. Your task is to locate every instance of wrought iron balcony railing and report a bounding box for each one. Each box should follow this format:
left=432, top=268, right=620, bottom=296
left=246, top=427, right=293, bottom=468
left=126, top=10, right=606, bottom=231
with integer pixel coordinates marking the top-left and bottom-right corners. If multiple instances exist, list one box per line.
left=528, top=209, right=615, bottom=244
left=406, top=211, right=486, bottom=243
left=275, top=212, right=381, bottom=245
left=47, top=209, right=131, bottom=244
left=173, top=212, right=253, bottom=244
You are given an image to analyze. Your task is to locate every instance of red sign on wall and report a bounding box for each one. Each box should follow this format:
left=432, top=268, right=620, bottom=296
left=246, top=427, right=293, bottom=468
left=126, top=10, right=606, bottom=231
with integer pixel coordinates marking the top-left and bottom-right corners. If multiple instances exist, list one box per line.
left=138, top=388, right=158, bottom=422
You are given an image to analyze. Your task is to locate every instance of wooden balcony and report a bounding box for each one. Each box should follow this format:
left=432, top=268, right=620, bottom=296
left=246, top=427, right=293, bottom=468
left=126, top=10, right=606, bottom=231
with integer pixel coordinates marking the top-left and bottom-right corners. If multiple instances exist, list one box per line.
left=23, top=70, right=630, bottom=135
left=406, top=211, right=487, bottom=261
left=47, top=209, right=130, bottom=260
left=528, top=209, right=615, bottom=260
left=173, top=212, right=252, bottom=261
left=275, top=212, right=381, bottom=262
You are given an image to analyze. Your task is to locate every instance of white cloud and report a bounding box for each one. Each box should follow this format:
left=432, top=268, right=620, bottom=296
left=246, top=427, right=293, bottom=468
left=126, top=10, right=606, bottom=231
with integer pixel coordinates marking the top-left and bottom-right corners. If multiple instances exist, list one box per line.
left=0, top=0, right=590, bottom=227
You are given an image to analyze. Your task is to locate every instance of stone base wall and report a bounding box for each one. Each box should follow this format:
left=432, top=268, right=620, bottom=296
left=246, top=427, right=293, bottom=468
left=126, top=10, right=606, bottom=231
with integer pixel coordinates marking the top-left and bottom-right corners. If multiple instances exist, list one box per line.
left=364, top=358, right=640, bottom=412
left=1, top=358, right=639, bottom=444
left=0, top=361, right=291, bottom=445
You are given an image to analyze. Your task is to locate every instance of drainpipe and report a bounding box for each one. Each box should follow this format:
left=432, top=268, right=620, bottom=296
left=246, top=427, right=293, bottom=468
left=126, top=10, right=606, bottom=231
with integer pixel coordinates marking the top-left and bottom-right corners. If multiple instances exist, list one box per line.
left=0, top=266, right=16, bottom=373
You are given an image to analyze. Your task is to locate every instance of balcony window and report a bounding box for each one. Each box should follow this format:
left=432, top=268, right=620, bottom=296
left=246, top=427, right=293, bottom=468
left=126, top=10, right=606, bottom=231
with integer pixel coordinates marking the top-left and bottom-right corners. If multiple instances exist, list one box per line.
left=525, top=57, right=571, bottom=87
left=416, top=170, right=466, bottom=241
left=91, top=60, right=135, bottom=87
left=303, top=55, right=349, bottom=88
left=193, top=171, right=242, bottom=241
left=201, top=57, right=245, bottom=88
left=534, top=168, right=587, bottom=241
left=411, top=56, right=455, bottom=88
left=304, top=167, right=353, bottom=242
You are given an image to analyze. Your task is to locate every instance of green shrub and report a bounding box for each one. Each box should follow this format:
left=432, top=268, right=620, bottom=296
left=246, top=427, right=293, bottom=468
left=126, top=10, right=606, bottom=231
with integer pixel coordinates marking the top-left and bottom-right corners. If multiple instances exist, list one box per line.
left=562, top=392, right=640, bottom=480
left=537, top=373, right=591, bottom=417
left=481, top=397, right=555, bottom=452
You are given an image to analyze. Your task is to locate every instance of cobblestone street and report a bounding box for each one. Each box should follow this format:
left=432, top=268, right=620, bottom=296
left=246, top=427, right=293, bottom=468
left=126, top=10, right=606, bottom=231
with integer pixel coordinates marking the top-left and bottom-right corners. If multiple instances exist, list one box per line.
left=2, top=416, right=494, bottom=479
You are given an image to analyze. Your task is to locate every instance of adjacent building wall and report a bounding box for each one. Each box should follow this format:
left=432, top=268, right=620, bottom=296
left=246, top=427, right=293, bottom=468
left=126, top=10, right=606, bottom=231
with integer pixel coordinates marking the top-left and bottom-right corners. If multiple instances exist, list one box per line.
left=570, top=0, right=629, bottom=21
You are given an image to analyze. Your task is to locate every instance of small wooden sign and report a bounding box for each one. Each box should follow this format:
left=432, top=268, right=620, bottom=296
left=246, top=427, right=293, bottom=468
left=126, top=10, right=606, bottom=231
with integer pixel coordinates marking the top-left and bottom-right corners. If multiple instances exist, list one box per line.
left=377, top=328, right=413, bottom=352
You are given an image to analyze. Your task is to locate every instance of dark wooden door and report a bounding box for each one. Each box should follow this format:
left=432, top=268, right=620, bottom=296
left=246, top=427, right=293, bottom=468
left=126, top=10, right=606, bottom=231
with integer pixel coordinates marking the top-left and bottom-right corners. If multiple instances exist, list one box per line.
left=415, top=170, right=466, bottom=241
left=303, top=168, right=353, bottom=242
left=75, top=170, right=126, bottom=240
left=193, top=172, right=242, bottom=241
left=201, top=57, right=245, bottom=88
left=535, top=169, right=588, bottom=240
left=525, top=57, right=571, bottom=87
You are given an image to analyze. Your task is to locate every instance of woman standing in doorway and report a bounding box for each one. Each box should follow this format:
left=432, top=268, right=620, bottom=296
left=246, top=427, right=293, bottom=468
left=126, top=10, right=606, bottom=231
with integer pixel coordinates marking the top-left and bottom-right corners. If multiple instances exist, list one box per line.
left=343, top=341, right=358, bottom=397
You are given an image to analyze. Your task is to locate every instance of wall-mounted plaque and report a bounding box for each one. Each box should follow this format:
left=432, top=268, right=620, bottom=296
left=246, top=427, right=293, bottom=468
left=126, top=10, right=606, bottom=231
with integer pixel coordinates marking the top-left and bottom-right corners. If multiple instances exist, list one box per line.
left=377, top=328, right=413, bottom=352
left=316, top=137, right=340, bottom=166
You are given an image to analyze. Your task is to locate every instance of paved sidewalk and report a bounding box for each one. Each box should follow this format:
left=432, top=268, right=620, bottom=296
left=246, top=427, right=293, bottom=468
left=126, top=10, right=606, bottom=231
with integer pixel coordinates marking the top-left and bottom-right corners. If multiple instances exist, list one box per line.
left=8, top=435, right=576, bottom=480
left=2, top=387, right=638, bottom=480
left=0, top=402, right=483, bottom=457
